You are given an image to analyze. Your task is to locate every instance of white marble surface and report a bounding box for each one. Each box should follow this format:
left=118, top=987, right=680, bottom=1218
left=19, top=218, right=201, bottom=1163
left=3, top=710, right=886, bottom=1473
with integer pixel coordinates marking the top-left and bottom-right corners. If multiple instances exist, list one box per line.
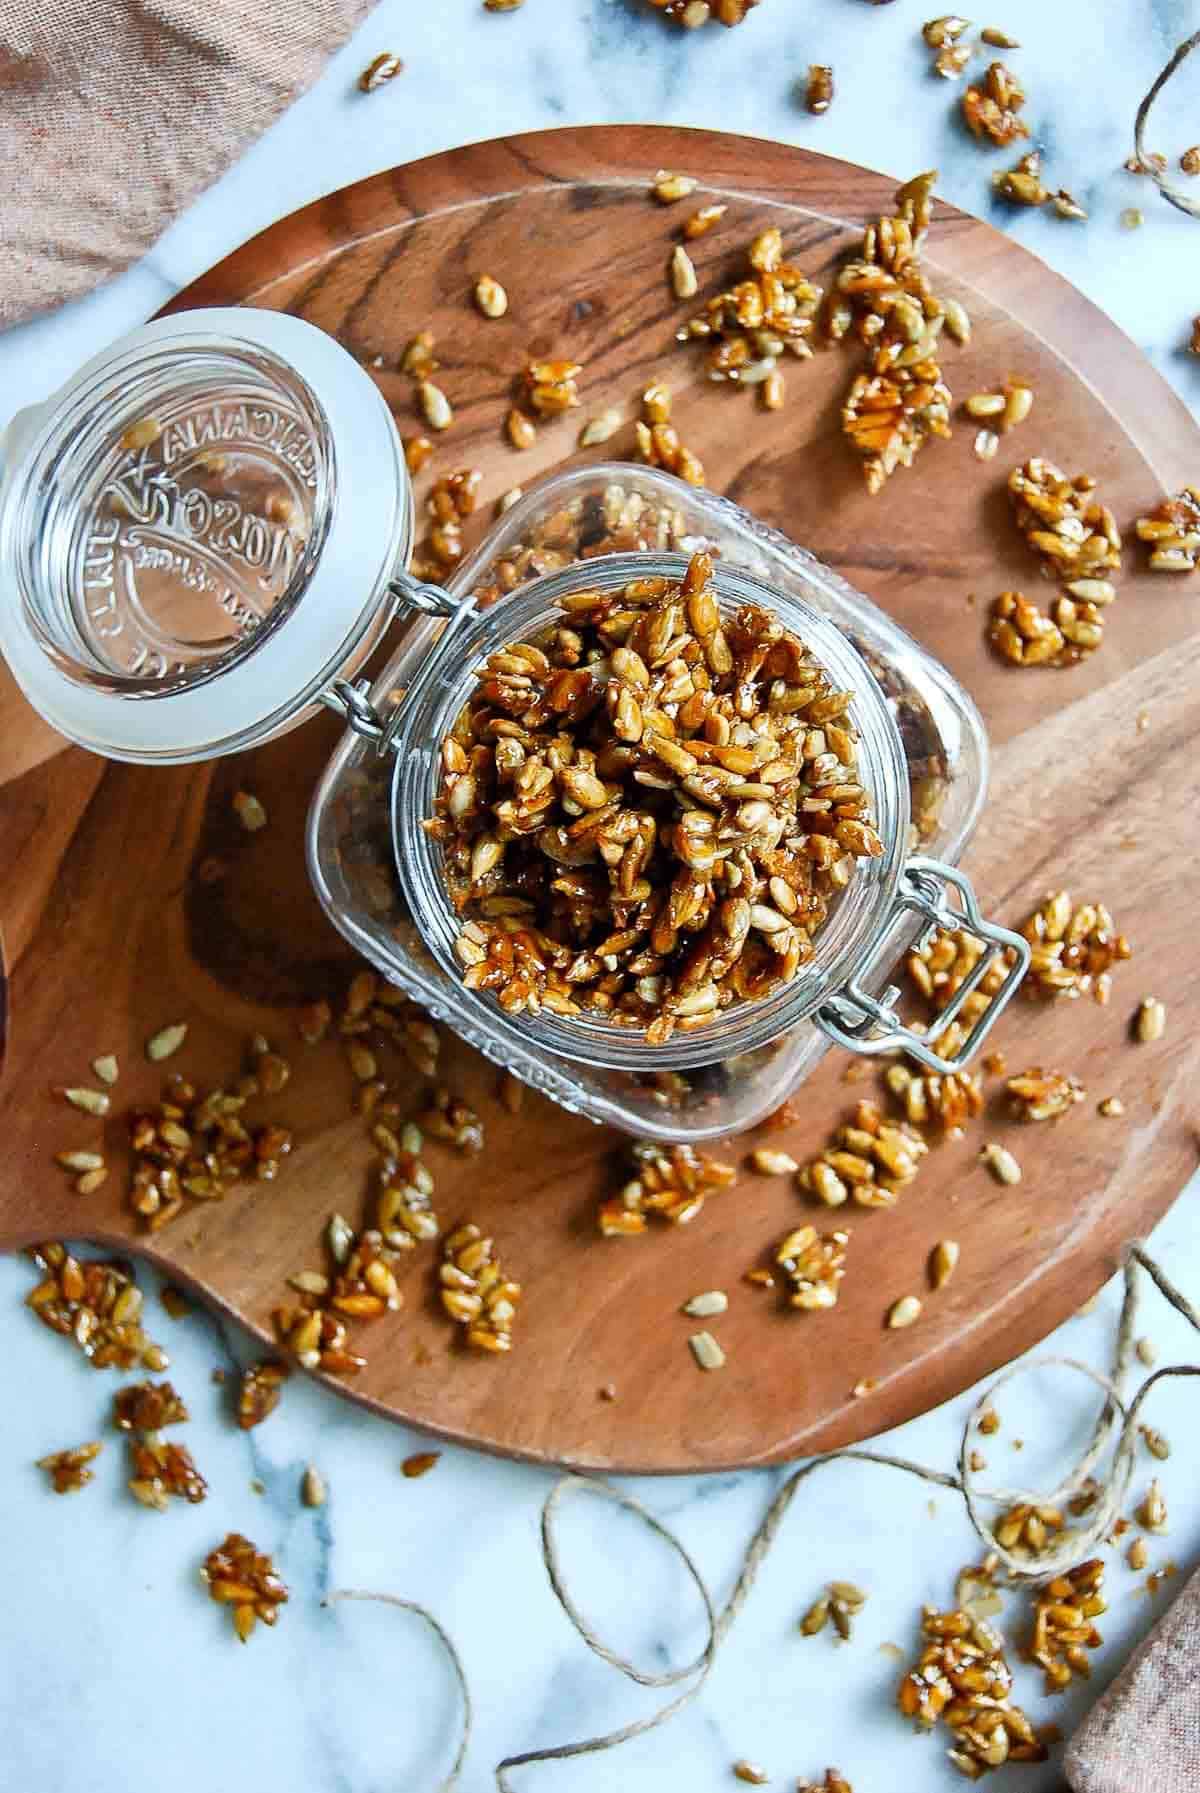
left=3, top=2, right=1200, bottom=1789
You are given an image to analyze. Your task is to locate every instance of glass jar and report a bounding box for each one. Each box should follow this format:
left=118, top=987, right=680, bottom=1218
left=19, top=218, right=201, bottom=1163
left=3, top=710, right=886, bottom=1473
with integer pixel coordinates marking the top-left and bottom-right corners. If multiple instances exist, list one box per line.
left=0, top=311, right=1028, bottom=1140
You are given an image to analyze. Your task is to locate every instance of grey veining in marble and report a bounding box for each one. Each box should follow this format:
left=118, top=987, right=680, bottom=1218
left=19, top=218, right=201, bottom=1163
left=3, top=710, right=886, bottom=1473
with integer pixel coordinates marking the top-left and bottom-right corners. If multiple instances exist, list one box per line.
left=3, top=2, right=1199, bottom=1788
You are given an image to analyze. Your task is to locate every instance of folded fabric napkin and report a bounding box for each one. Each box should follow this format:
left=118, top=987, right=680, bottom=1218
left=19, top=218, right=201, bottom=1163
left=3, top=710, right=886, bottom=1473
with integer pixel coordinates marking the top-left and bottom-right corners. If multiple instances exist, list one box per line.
left=0, top=0, right=377, bottom=328
left=1065, top=1565, right=1200, bottom=1793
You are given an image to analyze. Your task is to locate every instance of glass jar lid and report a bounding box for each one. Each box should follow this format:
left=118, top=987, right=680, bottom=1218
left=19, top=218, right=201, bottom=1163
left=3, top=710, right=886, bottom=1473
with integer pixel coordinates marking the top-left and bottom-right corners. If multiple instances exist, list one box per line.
left=0, top=309, right=410, bottom=762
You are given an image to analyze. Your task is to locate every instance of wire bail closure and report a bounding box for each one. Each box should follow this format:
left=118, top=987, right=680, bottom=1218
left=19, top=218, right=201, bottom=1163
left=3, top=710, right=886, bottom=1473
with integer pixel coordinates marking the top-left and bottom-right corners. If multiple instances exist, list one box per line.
left=816, top=857, right=1030, bottom=1073
left=321, top=571, right=473, bottom=757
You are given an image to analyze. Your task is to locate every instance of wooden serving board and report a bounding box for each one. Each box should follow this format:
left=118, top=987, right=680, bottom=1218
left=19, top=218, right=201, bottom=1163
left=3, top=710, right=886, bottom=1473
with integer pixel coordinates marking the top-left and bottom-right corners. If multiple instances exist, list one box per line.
left=2, top=128, right=1198, bottom=1473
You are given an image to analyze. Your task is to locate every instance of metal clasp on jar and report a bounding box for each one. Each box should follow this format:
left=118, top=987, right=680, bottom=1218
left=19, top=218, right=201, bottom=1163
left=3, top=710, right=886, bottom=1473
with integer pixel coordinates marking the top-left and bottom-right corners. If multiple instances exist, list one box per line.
left=816, top=858, right=1030, bottom=1074
left=320, top=570, right=472, bottom=756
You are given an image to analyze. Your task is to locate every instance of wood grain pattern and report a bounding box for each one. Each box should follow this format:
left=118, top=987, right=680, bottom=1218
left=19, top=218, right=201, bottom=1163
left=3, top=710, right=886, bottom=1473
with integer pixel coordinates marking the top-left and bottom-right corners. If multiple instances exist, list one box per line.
left=2, top=128, right=1197, bottom=1473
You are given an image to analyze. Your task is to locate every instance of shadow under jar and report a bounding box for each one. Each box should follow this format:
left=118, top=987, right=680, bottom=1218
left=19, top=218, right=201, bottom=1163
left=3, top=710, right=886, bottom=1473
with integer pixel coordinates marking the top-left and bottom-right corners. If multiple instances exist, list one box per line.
left=0, top=310, right=1027, bottom=1142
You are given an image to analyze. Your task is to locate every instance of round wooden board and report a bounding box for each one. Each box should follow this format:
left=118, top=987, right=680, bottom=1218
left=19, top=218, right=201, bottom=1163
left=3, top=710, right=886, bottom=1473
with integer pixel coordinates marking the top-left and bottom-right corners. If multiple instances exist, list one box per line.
left=2, top=127, right=1198, bottom=1473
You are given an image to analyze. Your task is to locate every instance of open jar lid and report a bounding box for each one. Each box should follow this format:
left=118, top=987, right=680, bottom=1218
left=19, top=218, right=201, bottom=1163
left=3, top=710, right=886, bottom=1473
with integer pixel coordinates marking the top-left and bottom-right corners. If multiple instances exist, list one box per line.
left=0, top=310, right=411, bottom=762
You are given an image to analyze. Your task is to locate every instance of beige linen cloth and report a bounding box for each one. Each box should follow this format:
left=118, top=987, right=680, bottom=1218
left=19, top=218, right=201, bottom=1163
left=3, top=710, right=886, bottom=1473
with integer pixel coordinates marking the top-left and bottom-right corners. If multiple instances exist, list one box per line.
left=0, top=0, right=377, bottom=328
left=1064, top=1563, right=1200, bottom=1793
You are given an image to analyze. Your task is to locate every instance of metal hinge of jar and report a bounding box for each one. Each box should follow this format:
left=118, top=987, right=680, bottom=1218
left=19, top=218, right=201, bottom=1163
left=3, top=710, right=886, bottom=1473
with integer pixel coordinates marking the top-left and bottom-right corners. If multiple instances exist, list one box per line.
left=321, top=570, right=472, bottom=755
left=815, top=859, right=1031, bottom=1074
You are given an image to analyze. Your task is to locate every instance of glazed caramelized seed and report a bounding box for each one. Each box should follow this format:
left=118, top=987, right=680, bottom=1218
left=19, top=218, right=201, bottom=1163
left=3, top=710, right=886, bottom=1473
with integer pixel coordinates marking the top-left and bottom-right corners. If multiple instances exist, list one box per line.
left=404, top=436, right=433, bottom=475
left=671, top=245, right=699, bottom=300
left=474, top=274, right=508, bottom=318
left=733, top=1765, right=770, bottom=1786
left=653, top=169, right=698, bottom=203
left=980, top=1142, right=1021, bottom=1185
left=747, top=1146, right=798, bottom=1178
left=233, top=790, right=267, bottom=832
left=1135, top=997, right=1166, bottom=1043
left=804, top=64, right=834, bottom=115
left=929, top=1239, right=960, bottom=1290
left=506, top=407, right=536, bottom=450
left=684, top=203, right=727, bottom=237
left=402, top=1451, right=442, bottom=1478
left=923, top=15, right=971, bottom=46
left=419, top=382, right=453, bottom=432
left=358, top=51, right=403, bottom=91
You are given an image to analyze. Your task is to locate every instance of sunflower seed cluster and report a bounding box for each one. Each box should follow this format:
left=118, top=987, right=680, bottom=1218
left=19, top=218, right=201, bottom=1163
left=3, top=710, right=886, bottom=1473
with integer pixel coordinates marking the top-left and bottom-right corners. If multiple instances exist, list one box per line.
left=435, top=551, right=882, bottom=1043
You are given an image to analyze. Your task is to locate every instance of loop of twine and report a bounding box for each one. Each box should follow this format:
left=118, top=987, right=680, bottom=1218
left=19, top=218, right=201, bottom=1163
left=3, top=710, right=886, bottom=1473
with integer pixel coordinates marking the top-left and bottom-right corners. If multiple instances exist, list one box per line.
left=1134, top=30, right=1200, bottom=219
left=321, top=1589, right=473, bottom=1793
left=325, top=1243, right=1200, bottom=1790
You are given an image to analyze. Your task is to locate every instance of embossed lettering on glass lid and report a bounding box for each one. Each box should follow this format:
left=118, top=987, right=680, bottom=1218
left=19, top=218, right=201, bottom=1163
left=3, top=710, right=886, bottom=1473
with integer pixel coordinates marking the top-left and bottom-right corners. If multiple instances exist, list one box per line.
left=0, top=310, right=411, bottom=761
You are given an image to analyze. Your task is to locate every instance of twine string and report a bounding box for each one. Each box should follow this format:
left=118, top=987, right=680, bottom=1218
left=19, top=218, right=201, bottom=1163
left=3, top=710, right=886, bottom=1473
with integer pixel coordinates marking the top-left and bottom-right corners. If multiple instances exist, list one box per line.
left=1133, top=30, right=1200, bottom=219
left=325, top=1242, right=1200, bottom=1790
left=321, top=1589, right=474, bottom=1793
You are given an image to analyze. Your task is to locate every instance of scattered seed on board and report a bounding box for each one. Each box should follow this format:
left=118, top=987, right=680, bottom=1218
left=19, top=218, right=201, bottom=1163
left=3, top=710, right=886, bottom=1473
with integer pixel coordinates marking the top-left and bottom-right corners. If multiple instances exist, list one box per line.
left=233, top=790, right=268, bottom=832
left=1098, top=1096, right=1125, bottom=1118
left=1136, top=1336, right=1158, bottom=1367
left=750, top=1147, right=799, bottom=1176
left=474, top=275, right=508, bottom=319
left=980, top=1141, right=1021, bottom=1185
left=301, top=1465, right=327, bottom=1507
left=975, top=428, right=1000, bottom=461
left=358, top=52, right=403, bottom=91
left=578, top=407, right=623, bottom=448
left=653, top=169, right=698, bottom=204
left=1135, top=997, right=1166, bottom=1043
left=1141, top=1426, right=1171, bottom=1461
left=685, top=203, right=727, bottom=238
left=56, top=1149, right=105, bottom=1173
left=506, top=407, right=536, bottom=450
left=62, top=1086, right=110, bottom=1117
left=497, top=487, right=523, bottom=515
left=671, top=244, right=699, bottom=300
left=887, top=1295, right=922, bottom=1330
left=1128, top=1537, right=1148, bottom=1570
left=689, top=1330, right=726, bottom=1370
left=92, top=1055, right=119, bottom=1087
left=1121, top=208, right=1143, bottom=230
left=327, top=1213, right=356, bottom=1265
left=146, top=1022, right=188, bottom=1062
left=76, top=1167, right=109, bottom=1196
left=683, top=1290, right=728, bottom=1318
left=733, top=1765, right=770, bottom=1786
left=929, top=1240, right=959, bottom=1290
left=419, top=381, right=453, bottom=432
left=981, top=26, right=1020, bottom=46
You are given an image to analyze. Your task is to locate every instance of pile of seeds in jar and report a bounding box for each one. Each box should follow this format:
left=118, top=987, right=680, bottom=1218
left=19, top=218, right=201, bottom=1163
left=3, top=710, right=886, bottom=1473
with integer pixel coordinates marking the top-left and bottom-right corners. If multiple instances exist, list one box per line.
left=430, top=549, right=884, bottom=1042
